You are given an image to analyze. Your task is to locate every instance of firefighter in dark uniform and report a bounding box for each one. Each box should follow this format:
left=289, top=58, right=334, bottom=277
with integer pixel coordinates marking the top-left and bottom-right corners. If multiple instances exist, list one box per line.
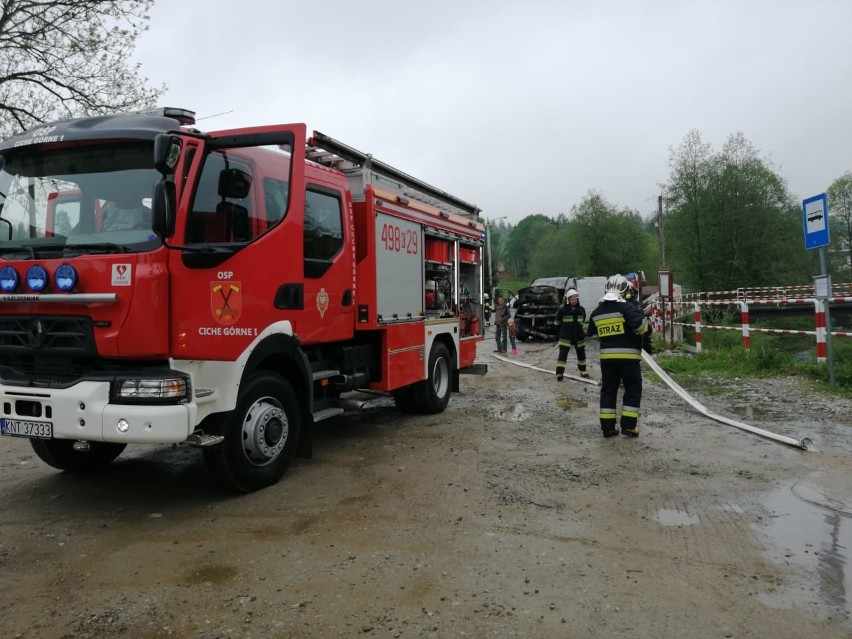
left=587, top=275, right=652, bottom=438
left=625, top=271, right=653, bottom=354
left=554, top=288, right=588, bottom=380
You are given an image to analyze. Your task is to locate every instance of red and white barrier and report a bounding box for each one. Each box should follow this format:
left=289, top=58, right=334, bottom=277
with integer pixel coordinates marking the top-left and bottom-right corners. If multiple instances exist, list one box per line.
left=663, top=295, right=852, bottom=363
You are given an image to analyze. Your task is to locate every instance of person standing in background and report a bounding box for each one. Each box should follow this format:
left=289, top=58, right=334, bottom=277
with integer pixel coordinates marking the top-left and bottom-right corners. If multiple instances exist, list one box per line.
left=493, top=295, right=509, bottom=353
left=554, top=288, right=587, bottom=379
left=507, top=318, right=518, bottom=355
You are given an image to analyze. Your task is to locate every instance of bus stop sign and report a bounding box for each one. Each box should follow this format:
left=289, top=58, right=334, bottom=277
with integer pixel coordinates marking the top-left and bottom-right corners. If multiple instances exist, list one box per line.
left=803, top=193, right=830, bottom=249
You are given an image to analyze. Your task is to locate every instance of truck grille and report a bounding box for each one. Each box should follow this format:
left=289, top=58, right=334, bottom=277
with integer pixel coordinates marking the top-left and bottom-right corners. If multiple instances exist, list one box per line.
left=0, top=315, right=97, bottom=386
left=0, top=315, right=95, bottom=353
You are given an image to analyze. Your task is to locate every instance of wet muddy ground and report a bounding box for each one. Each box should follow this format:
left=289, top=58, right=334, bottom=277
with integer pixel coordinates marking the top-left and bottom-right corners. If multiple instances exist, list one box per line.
left=1, top=337, right=851, bottom=639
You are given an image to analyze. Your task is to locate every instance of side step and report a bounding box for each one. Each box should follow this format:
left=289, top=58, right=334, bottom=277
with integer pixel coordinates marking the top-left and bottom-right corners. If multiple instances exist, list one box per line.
left=185, top=432, right=225, bottom=447
left=312, top=369, right=340, bottom=382
left=312, top=407, right=344, bottom=422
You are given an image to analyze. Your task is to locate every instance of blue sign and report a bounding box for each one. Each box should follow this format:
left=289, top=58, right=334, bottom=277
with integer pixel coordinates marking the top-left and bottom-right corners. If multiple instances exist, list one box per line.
left=802, top=193, right=830, bottom=249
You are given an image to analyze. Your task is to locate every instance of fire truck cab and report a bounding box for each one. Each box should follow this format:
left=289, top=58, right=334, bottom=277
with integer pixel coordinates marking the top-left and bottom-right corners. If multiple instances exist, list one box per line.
left=0, top=108, right=487, bottom=491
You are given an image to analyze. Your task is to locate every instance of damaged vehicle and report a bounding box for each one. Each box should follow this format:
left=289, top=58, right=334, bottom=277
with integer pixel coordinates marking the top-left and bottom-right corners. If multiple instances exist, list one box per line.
left=513, top=276, right=577, bottom=341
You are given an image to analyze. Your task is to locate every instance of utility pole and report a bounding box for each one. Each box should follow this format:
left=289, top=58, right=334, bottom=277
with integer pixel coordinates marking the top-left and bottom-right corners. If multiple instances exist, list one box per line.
left=657, top=195, right=665, bottom=268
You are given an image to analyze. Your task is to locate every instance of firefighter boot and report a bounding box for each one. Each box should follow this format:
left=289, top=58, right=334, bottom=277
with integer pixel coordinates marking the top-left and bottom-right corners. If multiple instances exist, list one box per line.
left=600, top=410, right=618, bottom=437
left=621, top=407, right=640, bottom=437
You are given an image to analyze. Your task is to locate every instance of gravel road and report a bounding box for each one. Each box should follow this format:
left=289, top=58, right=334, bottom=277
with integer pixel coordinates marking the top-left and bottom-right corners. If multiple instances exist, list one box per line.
left=1, top=337, right=851, bottom=639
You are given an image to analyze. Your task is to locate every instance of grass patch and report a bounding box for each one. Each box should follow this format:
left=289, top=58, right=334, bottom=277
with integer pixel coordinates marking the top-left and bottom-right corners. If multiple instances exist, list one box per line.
left=653, top=320, right=852, bottom=398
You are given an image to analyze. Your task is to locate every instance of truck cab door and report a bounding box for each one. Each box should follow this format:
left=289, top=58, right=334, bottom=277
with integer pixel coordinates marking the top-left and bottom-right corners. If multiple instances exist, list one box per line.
left=167, top=124, right=312, bottom=361
left=297, top=182, right=355, bottom=345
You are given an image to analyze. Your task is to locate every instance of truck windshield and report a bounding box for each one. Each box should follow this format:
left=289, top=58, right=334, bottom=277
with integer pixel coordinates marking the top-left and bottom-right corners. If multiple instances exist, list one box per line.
left=0, top=141, right=160, bottom=255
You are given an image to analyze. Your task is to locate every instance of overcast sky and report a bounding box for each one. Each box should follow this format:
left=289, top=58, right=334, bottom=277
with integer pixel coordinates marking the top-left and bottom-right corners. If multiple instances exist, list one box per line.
left=135, top=0, right=852, bottom=223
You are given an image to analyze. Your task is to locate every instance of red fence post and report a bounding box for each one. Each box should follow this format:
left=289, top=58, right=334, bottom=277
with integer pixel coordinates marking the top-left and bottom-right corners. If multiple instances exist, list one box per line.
left=814, top=299, right=827, bottom=363
left=740, top=302, right=750, bottom=351
left=693, top=302, right=702, bottom=353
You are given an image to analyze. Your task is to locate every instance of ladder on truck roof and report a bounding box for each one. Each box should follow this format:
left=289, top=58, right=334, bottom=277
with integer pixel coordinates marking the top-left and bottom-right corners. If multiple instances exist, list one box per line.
left=306, top=131, right=481, bottom=220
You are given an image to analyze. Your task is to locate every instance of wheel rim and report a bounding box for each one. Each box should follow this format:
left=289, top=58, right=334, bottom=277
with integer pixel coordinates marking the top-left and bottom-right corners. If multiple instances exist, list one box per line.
left=241, top=396, right=288, bottom=466
left=432, top=354, right=450, bottom=399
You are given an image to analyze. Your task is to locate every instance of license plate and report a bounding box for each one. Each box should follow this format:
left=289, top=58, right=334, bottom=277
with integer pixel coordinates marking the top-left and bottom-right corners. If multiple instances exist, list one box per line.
left=0, top=418, right=53, bottom=439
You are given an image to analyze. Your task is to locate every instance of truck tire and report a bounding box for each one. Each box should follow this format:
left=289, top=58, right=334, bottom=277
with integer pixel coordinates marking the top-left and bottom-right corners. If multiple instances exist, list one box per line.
left=203, top=372, right=300, bottom=493
left=30, top=439, right=126, bottom=472
left=411, top=342, right=452, bottom=414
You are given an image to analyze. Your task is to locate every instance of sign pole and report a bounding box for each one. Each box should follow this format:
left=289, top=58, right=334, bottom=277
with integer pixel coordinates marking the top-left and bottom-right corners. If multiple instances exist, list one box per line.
left=816, top=253, right=835, bottom=388
left=803, top=193, right=834, bottom=388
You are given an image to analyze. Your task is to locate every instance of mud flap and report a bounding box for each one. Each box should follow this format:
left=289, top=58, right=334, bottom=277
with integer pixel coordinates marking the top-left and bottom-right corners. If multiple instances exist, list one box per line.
left=460, top=364, right=488, bottom=375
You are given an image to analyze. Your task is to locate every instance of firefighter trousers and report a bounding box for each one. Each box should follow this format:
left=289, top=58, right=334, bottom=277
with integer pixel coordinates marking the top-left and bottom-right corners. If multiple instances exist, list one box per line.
left=598, top=359, right=642, bottom=434
left=556, top=339, right=587, bottom=375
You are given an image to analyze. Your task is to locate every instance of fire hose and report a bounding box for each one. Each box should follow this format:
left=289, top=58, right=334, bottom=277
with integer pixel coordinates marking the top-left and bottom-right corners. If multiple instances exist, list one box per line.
left=490, top=349, right=813, bottom=450
left=641, top=350, right=813, bottom=451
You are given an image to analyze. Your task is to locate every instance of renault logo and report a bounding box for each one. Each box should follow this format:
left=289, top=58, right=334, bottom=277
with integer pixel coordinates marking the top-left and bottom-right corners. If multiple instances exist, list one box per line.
left=26, top=319, right=46, bottom=348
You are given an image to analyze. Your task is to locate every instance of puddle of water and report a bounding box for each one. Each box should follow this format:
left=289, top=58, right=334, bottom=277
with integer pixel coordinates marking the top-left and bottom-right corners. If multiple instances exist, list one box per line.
left=653, top=508, right=700, bottom=527
left=758, top=483, right=851, bottom=620
left=730, top=404, right=776, bottom=420
left=493, top=403, right=532, bottom=421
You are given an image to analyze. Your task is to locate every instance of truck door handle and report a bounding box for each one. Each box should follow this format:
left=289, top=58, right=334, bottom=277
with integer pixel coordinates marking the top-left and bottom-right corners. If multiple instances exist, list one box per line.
left=274, top=284, right=304, bottom=309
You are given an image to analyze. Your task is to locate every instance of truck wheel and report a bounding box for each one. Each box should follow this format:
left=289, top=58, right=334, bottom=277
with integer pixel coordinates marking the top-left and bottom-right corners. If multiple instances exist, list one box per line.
left=412, top=342, right=452, bottom=414
left=30, top=439, right=126, bottom=472
left=203, top=372, right=300, bottom=493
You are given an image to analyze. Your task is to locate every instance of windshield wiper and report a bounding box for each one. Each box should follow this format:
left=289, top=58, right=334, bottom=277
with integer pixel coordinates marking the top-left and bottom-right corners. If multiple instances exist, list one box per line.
left=0, top=245, right=36, bottom=258
left=166, top=242, right=240, bottom=254
left=62, top=242, right=134, bottom=254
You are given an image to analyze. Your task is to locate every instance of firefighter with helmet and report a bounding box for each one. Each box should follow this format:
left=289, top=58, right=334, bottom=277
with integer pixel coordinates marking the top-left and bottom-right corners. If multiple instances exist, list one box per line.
left=586, top=274, right=652, bottom=438
left=625, top=271, right=654, bottom=353
left=554, top=288, right=588, bottom=379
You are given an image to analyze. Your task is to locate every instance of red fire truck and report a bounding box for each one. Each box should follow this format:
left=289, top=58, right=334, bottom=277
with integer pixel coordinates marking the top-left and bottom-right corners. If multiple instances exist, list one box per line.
left=0, top=108, right=487, bottom=491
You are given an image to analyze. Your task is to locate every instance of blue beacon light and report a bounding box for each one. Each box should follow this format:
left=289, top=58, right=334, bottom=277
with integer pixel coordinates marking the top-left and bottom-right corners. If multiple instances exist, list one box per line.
left=25, top=265, right=48, bottom=292
left=0, top=265, right=19, bottom=292
left=55, top=264, right=78, bottom=292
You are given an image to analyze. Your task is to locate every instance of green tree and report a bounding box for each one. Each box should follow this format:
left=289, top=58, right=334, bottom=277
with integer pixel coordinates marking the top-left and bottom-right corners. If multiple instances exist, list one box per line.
left=503, top=214, right=553, bottom=280
left=664, top=131, right=810, bottom=291
left=0, top=0, right=165, bottom=137
left=663, top=130, right=716, bottom=290
left=528, top=225, right=575, bottom=276
left=569, top=192, right=651, bottom=276
left=827, top=172, right=852, bottom=277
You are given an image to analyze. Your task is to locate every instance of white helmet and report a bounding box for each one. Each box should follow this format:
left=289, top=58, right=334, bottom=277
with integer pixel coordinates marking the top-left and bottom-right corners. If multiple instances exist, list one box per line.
left=565, top=288, right=579, bottom=301
left=604, top=274, right=629, bottom=296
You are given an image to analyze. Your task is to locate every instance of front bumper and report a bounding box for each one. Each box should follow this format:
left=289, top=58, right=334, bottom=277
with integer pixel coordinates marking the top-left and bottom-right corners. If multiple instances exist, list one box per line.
left=1, top=380, right=194, bottom=444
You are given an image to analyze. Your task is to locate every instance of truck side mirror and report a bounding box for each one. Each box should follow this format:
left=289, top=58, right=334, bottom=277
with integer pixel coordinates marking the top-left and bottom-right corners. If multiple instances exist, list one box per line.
left=152, top=179, right=176, bottom=238
left=153, top=134, right=181, bottom=175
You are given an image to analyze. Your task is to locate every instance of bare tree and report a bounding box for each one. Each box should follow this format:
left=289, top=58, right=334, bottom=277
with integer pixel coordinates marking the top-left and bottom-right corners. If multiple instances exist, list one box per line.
left=0, top=0, right=166, bottom=138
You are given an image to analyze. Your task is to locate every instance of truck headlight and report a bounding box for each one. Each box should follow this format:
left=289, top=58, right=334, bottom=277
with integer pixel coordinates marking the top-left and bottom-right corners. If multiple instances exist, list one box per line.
left=111, top=375, right=191, bottom=404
